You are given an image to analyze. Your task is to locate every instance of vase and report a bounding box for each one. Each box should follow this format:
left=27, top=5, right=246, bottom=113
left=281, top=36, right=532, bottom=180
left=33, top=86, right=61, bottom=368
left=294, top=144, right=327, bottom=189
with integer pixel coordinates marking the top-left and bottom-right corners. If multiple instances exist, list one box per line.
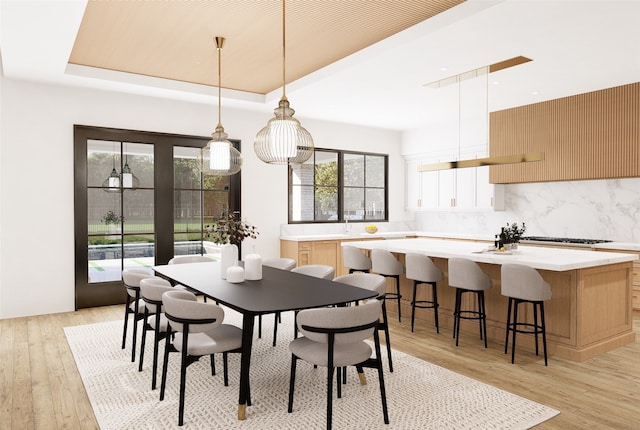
left=244, top=248, right=262, bottom=280
left=226, top=261, right=245, bottom=283
left=220, top=243, right=238, bottom=279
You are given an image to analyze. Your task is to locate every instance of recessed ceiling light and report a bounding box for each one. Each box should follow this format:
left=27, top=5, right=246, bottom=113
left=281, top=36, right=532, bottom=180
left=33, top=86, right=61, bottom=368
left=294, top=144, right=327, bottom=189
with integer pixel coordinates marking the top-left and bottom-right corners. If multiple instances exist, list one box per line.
left=440, top=67, right=448, bottom=71
left=531, top=91, right=539, bottom=95
left=492, top=81, right=500, bottom=85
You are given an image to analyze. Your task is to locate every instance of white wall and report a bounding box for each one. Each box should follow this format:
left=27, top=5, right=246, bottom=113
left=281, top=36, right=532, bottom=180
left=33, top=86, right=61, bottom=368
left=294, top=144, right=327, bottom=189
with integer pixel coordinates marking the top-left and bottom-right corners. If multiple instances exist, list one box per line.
left=0, top=77, right=405, bottom=318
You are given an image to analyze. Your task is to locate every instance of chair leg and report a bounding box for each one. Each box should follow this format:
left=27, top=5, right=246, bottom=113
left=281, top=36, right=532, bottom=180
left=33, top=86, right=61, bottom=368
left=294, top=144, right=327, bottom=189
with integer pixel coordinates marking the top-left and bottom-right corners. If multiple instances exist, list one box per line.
left=122, top=295, right=132, bottom=349
left=159, top=325, right=172, bottom=401
left=151, top=313, right=164, bottom=390
left=210, top=354, right=216, bottom=376
left=287, top=355, right=297, bottom=413
left=178, top=330, right=189, bottom=426
left=373, top=330, right=390, bottom=424
left=139, top=308, right=150, bottom=372
left=381, top=301, right=393, bottom=373
left=223, top=352, right=229, bottom=386
left=326, top=365, right=334, bottom=430
left=453, top=289, right=462, bottom=346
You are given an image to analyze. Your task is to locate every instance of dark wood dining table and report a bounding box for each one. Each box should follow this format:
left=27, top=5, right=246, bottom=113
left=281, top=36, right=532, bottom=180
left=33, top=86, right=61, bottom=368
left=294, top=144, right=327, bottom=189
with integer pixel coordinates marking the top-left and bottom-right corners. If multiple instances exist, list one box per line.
left=153, top=261, right=376, bottom=420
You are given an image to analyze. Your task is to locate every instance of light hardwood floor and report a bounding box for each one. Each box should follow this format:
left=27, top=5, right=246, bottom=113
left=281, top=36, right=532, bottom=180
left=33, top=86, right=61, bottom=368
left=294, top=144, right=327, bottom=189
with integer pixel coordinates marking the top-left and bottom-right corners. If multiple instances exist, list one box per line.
left=1, top=305, right=638, bottom=429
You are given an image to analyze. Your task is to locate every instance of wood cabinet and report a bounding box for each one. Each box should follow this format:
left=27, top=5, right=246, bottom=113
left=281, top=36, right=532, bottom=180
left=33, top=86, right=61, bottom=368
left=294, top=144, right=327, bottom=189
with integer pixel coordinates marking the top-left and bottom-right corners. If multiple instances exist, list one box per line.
left=595, top=248, right=640, bottom=311
left=280, top=238, right=380, bottom=277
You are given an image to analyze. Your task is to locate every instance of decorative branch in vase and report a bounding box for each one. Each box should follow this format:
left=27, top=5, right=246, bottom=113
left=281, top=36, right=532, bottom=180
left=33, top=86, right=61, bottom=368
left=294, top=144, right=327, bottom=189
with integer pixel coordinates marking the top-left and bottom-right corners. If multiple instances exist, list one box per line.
left=499, top=222, right=526, bottom=249
left=205, top=211, right=259, bottom=247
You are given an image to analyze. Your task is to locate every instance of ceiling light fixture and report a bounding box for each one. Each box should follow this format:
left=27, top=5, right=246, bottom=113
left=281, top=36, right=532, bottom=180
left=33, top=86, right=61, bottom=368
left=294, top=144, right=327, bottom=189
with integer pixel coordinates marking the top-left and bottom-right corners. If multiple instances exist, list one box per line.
left=200, top=36, right=242, bottom=176
left=253, top=0, right=314, bottom=165
left=419, top=57, right=543, bottom=172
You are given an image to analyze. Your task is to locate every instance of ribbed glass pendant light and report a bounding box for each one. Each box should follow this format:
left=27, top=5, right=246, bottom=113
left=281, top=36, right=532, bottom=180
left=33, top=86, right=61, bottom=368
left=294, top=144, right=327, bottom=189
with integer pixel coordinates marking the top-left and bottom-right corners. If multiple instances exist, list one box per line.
left=254, top=0, right=314, bottom=165
left=200, top=37, right=242, bottom=176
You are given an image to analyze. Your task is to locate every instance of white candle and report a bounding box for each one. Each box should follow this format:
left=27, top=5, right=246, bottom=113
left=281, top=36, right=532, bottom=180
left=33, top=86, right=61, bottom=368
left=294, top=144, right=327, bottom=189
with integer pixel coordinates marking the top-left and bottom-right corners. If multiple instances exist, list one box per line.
left=244, top=251, right=262, bottom=280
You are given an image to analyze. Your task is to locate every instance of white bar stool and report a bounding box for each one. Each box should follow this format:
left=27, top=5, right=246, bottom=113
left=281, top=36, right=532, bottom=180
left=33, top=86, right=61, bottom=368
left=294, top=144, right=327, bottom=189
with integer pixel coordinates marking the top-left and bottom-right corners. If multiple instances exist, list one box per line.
left=448, top=258, right=491, bottom=347
left=342, top=245, right=372, bottom=274
left=501, top=263, right=552, bottom=365
left=405, top=253, right=444, bottom=333
left=371, top=249, right=404, bottom=322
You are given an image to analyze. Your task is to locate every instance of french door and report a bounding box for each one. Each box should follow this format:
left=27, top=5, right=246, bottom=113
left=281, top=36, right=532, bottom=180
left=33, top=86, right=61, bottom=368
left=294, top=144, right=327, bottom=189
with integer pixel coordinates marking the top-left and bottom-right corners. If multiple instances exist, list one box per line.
left=74, top=125, right=240, bottom=308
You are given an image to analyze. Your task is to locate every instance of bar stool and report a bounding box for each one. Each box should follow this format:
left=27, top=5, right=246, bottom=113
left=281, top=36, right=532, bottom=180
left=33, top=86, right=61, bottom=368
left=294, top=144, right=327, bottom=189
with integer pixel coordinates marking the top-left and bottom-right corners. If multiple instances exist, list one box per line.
left=342, top=246, right=372, bottom=274
left=371, top=249, right=404, bottom=322
left=405, top=253, right=444, bottom=333
left=501, top=263, right=552, bottom=365
left=448, top=258, right=491, bottom=347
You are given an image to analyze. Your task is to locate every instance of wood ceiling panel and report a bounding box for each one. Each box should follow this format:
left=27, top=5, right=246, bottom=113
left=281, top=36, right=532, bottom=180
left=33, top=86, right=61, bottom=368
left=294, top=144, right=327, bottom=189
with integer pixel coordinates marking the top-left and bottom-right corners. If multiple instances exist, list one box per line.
left=69, top=0, right=465, bottom=95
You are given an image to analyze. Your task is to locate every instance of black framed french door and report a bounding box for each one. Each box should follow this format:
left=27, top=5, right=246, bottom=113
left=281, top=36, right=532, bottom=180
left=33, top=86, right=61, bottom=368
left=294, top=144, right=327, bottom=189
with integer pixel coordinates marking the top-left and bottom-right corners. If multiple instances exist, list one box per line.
left=74, top=125, right=240, bottom=309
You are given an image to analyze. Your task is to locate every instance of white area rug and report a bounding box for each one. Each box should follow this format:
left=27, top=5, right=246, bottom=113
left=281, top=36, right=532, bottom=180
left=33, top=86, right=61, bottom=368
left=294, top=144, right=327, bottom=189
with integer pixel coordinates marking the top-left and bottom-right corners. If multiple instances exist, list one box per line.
left=64, top=310, right=559, bottom=429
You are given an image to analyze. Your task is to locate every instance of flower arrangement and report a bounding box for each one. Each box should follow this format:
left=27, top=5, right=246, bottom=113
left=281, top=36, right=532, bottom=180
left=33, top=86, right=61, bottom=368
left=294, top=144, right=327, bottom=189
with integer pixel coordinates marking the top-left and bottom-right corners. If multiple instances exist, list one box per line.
left=205, top=211, right=259, bottom=246
left=500, top=222, right=526, bottom=245
left=101, top=210, right=123, bottom=225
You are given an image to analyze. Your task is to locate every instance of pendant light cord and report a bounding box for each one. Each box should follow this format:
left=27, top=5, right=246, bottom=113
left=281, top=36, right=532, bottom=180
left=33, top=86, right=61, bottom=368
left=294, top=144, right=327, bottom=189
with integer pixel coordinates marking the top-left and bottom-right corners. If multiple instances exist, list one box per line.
left=215, top=37, right=225, bottom=128
left=282, top=0, right=287, bottom=100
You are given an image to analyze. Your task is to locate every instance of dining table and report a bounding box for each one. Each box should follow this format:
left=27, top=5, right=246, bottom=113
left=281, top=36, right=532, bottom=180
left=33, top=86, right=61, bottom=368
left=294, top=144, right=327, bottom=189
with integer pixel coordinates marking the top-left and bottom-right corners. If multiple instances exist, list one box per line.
left=152, top=260, right=376, bottom=420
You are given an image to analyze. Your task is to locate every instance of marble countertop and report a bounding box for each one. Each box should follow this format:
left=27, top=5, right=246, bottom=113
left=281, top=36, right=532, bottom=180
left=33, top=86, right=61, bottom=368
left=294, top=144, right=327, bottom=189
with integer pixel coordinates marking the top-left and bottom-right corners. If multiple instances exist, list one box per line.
left=343, top=238, right=638, bottom=271
left=280, top=230, right=640, bottom=252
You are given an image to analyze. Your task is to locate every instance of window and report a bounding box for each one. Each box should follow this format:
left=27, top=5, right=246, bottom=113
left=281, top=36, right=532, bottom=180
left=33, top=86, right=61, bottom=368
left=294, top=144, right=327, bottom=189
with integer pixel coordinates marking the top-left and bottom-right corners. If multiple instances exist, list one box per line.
left=74, top=125, right=240, bottom=309
left=289, top=149, right=388, bottom=223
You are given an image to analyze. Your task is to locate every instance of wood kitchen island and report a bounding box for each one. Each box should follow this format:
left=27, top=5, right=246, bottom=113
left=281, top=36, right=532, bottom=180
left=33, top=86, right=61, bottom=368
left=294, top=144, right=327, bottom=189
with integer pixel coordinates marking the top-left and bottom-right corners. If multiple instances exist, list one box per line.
left=346, top=238, right=638, bottom=362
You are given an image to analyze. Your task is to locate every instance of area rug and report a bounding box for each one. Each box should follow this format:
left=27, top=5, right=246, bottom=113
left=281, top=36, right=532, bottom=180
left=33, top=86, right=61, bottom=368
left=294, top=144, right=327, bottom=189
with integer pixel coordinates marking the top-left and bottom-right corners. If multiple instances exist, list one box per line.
left=64, top=310, right=559, bottom=429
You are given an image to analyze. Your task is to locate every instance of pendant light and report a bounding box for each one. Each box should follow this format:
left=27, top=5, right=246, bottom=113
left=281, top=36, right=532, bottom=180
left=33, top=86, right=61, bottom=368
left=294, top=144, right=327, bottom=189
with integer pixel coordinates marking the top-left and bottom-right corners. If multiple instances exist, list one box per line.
left=121, top=145, right=140, bottom=189
left=102, top=142, right=120, bottom=192
left=254, top=0, right=314, bottom=165
left=200, top=37, right=242, bottom=176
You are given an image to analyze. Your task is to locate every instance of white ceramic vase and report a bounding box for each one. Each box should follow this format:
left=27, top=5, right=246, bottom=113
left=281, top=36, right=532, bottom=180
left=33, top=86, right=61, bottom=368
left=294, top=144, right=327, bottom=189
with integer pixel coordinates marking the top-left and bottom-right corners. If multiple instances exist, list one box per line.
left=220, top=243, right=238, bottom=279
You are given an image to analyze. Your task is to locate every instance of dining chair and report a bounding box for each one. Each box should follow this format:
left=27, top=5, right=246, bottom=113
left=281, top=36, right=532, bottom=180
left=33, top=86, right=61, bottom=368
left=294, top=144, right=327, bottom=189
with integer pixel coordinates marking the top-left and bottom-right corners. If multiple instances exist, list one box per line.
left=261, top=257, right=297, bottom=342
left=138, top=277, right=174, bottom=389
left=501, top=263, right=552, bottom=365
left=333, top=273, right=394, bottom=372
left=370, top=249, right=404, bottom=322
left=159, top=289, right=244, bottom=426
left=121, top=268, right=155, bottom=362
left=288, top=299, right=389, bottom=430
left=342, top=245, right=372, bottom=273
left=273, top=264, right=336, bottom=346
left=448, top=258, right=491, bottom=347
left=405, top=253, right=444, bottom=333
left=168, top=255, right=215, bottom=302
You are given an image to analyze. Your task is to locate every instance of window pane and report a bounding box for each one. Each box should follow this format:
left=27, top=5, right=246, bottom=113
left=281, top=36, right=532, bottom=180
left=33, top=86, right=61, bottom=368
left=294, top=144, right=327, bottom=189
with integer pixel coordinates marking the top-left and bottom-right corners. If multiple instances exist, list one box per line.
left=344, top=153, right=364, bottom=186
left=87, top=140, right=121, bottom=188
left=203, top=172, right=230, bottom=191
left=88, top=236, right=122, bottom=283
left=291, top=157, right=314, bottom=186
left=123, top=189, right=154, bottom=234
left=290, top=185, right=314, bottom=221
left=315, top=186, right=338, bottom=220
left=203, top=190, right=229, bottom=225
left=365, top=188, right=385, bottom=220
left=366, top=155, right=385, bottom=187
left=315, top=152, right=338, bottom=186
left=174, top=147, right=201, bottom=189
left=123, top=142, right=154, bottom=189
left=344, top=187, right=364, bottom=220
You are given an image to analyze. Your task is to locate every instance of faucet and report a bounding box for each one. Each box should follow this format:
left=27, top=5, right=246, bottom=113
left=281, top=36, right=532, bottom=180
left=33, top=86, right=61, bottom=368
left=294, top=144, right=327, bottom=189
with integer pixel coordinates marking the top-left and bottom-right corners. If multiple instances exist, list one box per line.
left=344, top=217, right=351, bottom=233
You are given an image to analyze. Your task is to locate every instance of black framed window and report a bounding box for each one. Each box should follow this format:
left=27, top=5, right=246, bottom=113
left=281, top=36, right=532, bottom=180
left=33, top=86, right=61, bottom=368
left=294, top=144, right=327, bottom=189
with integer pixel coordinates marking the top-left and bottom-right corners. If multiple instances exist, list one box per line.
left=288, top=149, right=388, bottom=223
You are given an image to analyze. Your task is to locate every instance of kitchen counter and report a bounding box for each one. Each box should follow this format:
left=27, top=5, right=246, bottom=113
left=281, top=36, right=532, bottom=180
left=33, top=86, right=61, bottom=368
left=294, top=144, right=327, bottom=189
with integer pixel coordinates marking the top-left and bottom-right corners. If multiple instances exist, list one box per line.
left=345, top=238, right=636, bottom=361
left=343, top=238, right=637, bottom=271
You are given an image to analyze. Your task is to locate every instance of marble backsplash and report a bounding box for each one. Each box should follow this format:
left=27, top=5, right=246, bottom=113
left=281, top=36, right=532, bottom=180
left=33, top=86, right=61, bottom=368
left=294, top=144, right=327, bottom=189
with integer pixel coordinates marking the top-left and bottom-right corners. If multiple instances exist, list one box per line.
left=414, top=177, right=640, bottom=243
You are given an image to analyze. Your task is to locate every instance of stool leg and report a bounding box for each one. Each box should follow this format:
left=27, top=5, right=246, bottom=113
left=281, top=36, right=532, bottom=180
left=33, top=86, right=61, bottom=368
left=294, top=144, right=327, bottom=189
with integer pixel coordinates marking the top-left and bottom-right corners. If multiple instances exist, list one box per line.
left=504, top=297, right=513, bottom=354
left=393, top=275, right=401, bottom=322
left=540, top=302, right=548, bottom=366
left=411, top=280, right=418, bottom=332
left=431, top=282, right=439, bottom=334
left=511, top=300, right=519, bottom=364
left=533, top=302, right=540, bottom=356
left=454, top=289, right=462, bottom=346
left=479, top=291, right=488, bottom=348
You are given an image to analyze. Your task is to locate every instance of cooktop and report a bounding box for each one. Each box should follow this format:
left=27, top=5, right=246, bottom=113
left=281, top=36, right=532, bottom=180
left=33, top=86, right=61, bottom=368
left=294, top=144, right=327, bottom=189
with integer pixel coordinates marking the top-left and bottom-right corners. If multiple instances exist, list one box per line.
left=521, top=236, right=612, bottom=245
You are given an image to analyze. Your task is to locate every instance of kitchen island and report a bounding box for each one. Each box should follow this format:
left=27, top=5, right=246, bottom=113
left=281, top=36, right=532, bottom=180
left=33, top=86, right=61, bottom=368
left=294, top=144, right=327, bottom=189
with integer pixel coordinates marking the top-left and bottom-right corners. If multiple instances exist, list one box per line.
left=345, top=238, right=637, bottom=361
